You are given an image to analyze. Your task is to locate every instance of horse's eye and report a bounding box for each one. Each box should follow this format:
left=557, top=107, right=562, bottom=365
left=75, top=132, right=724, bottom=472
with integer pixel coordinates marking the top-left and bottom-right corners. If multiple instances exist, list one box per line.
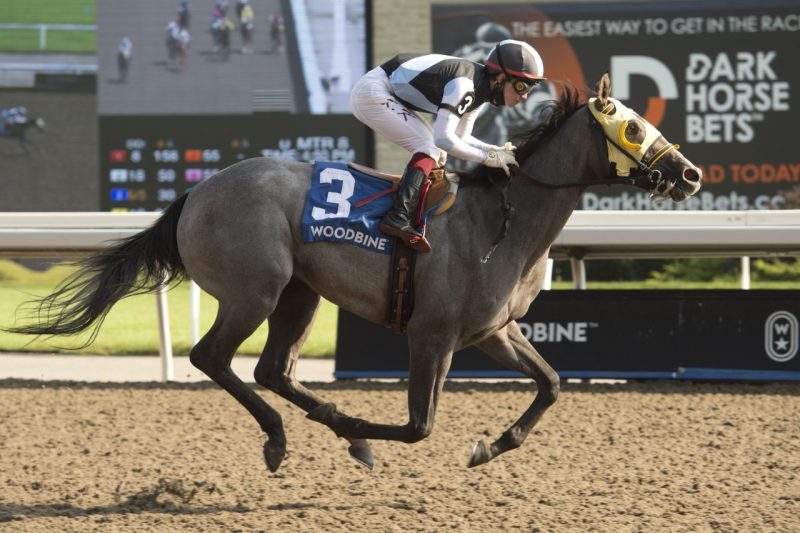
left=624, top=120, right=646, bottom=144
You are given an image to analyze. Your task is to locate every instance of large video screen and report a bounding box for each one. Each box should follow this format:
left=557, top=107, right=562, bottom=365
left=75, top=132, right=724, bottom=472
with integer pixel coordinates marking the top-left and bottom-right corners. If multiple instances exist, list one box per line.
left=97, top=0, right=365, bottom=115
left=433, top=0, right=798, bottom=211
left=0, top=0, right=369, bottom=212
left=98, top=0, right=369, bottom=211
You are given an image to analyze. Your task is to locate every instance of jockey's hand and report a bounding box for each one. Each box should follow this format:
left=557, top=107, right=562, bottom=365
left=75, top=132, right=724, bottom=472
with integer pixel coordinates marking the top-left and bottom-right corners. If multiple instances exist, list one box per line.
left=483, top=149, right=518, bottom=176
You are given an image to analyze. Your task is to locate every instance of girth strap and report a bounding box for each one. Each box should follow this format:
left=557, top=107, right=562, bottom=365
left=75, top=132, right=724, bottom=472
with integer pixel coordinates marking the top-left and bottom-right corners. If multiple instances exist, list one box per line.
left=387, top=241, right=416, bottom=333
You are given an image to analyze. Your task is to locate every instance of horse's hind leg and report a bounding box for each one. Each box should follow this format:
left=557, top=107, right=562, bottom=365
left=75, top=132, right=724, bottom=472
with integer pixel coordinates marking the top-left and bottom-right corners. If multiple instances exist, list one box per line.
left=306, top=333, right=455, bottom=445
left=469, top=321, right=560, bottom=467
left=253, top=278, right=374, bottom=468
left=190, top=300, right=288, bottom=472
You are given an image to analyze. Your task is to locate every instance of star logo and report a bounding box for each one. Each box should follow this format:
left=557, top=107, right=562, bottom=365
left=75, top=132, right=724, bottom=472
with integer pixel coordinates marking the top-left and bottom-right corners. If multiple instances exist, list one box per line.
left=765, top=311, right=798, bottom=363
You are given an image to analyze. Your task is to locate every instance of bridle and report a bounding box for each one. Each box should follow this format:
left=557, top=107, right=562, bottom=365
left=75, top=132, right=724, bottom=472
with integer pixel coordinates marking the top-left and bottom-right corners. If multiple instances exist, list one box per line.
left=481, top=104, right=678, bottom=262
left=509, top=105, right=677, bottom=198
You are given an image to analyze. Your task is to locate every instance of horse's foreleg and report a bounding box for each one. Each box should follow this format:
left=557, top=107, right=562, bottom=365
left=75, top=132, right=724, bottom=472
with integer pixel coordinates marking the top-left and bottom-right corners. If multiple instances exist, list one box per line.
left=307, top=334, right=454, bottom=446
left=190, top=301, right=287, bottom=472
left=253, top=279, right=374, bottom=468
left=470, top=321, right=560, bottom=467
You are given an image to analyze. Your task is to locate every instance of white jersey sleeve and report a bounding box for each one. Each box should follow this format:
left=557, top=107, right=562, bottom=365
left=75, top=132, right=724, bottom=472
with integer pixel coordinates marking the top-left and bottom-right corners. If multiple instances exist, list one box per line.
left=433, top=108, right=488, bottom=163
left=454, top=104, right=498, bottom=153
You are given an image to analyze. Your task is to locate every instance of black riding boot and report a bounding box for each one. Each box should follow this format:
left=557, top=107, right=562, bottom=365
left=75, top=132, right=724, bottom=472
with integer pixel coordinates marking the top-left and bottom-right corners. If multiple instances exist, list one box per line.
left=379, top=166, right=432, bottom=253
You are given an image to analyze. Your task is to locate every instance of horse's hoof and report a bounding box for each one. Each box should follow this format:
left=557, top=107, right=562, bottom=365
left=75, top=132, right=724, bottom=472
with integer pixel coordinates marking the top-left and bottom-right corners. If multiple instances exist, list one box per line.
left=306, top=402, right=336, bottom=424
left=263, top=441, right=286, bottom=473
left=347, top=439, right=374, bottom=470
left=468, top=440, right=492, bottom=468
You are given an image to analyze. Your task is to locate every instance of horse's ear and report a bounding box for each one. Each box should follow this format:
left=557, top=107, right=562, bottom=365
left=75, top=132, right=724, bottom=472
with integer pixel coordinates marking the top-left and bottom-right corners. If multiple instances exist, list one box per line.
left=594, top=73, right=613, bottom=113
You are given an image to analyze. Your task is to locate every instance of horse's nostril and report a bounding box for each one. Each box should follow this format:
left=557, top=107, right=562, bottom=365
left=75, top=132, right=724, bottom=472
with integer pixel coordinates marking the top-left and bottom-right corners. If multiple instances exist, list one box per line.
left=683, top=167, right=701, bottom=183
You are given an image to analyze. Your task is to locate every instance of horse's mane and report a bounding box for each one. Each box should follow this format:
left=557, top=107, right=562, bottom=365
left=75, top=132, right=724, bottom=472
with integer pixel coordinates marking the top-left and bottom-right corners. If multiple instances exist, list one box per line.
left=459, top=82, right=586, bottom=187
left=513, top=82, right=585, bottom=164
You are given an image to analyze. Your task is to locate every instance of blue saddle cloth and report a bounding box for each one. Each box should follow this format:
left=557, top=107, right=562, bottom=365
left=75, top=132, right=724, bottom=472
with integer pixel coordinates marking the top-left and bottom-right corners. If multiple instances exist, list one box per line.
left=302, top=162, right=395, bottom=254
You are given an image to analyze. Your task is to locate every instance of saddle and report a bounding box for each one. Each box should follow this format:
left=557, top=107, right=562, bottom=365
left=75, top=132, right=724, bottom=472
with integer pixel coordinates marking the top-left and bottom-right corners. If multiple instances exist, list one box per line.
left=347, top=162, right=459, bottom=217
left=347, top=163, right=460, bottom=334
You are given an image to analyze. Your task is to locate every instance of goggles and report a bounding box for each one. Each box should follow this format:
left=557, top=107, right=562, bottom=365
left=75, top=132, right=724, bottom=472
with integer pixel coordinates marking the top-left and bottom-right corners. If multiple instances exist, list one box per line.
left=509, top=77, right=537, bottom=96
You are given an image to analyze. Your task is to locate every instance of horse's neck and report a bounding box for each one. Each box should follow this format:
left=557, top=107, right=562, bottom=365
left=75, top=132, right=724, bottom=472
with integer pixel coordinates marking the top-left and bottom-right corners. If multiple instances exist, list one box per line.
left=499, top=115, right=602, bottom=268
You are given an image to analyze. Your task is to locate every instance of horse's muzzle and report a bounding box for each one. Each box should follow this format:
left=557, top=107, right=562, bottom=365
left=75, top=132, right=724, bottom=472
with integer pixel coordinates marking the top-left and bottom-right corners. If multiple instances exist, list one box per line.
left=667, top=165, right=702, bottom=202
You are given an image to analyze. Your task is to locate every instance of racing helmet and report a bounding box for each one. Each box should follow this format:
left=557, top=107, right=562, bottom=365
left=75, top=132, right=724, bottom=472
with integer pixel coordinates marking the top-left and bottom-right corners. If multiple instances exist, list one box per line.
left=485, top=39, right=545, bottom=82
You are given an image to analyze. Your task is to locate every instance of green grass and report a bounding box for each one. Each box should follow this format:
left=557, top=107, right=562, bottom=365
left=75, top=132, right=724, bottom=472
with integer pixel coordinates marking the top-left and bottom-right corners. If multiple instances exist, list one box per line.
left=0, top=30, right=95, bottom=52
left=0, top=0, right=96, bottom=53
left=0, top=0, right=96, bottom=24
left=0, top=261, right=337, bottom=357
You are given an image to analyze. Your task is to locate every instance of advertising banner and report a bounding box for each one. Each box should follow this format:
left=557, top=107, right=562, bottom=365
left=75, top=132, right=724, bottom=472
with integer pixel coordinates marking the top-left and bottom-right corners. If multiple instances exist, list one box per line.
left=432, top=1, right=799, bottom=210
left=335, top=290, right=800, bottom=381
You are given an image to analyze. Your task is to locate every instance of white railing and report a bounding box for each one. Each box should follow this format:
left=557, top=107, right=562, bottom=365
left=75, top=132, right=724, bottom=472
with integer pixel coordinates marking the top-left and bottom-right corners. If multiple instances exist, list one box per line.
left=549, top=210, right=800, bottom=289
left=3, top=210, right=797, bottom=258
left=550, top=210, right=800, bottom=259
left=290, top=0, right=328, bottom=113
left=1, top=210, right=799, bottom=380
left=0, top=23, right=96, bottom=50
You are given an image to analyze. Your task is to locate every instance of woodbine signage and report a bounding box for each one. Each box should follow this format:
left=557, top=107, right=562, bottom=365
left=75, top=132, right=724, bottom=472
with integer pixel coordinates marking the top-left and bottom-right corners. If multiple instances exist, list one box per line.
left=335, top=290, right=800, bottom=381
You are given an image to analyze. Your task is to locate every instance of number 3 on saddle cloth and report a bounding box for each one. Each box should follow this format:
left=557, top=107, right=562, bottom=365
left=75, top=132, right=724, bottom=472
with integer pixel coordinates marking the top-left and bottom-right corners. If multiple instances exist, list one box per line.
left=301, top=161, right=459, bottom=255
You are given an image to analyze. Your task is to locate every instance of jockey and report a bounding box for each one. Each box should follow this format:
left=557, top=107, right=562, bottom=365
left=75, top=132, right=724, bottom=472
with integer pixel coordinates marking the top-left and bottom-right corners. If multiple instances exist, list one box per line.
left=166, top=19, right=180, bottom=41
left=1, top=106, right=28, bottom=124
left=215, top=0, right=229, bottom=17
left=177, top=0, right=190, bottom=29
left=350, top=39, right=545, bottom=253
left=238, top=0, right=255, bottom=53
left=118, top=36, right=132, bottom=57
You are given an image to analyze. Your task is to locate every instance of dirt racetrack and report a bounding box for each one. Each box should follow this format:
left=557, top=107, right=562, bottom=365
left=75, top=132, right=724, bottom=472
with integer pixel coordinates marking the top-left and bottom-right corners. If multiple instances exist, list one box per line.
left=0, top=379, right=797, bottom=532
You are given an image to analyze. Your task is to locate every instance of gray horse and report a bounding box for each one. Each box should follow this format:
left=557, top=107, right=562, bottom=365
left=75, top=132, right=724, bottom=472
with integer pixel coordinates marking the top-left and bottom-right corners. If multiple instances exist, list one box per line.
left=8, top=75, right=701, bottom=471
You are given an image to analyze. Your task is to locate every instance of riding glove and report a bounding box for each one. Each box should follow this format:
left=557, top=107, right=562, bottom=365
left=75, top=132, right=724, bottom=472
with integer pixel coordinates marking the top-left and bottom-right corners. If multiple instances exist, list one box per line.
left=483, top=149, right=518, bottom=175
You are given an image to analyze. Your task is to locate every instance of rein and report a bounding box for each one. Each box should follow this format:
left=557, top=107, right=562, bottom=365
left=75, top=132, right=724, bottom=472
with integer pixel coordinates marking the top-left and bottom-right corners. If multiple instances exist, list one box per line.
left=481, top=173, right=515, bottom=263
left=508, top=166, right=642, bottom=189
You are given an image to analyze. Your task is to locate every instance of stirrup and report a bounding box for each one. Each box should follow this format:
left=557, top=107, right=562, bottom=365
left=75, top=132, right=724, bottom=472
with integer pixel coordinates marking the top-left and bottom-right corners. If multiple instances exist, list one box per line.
left=379, top=223, right=432, bottom=253
left=405, top=234, right=432, bottom=253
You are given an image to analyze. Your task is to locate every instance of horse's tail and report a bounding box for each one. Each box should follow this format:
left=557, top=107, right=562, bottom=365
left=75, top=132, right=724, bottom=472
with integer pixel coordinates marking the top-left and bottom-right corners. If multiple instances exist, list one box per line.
left=7, top=193, right=189, bottom=345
